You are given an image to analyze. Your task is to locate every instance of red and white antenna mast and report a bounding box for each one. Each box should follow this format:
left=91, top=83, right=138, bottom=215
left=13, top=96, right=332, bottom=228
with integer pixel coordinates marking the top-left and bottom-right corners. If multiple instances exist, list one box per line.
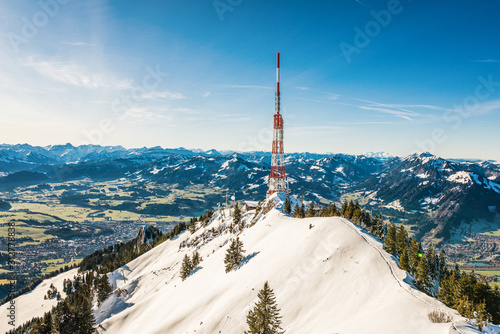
left=268, top=52, right=289, bottom=195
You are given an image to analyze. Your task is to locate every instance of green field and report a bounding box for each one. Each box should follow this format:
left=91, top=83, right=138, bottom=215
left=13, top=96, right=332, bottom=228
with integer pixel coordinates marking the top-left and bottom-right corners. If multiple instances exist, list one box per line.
left=42, top=258, right=65, bottom=264
left=0, top=224, right=54, bottom=242
left=482, top=229, right=500, bottom=236
left=340, top=192, right=370, bottom=205
left=463, top=270, right=500, bottom=277
left=42, top=258, right=82, bottom=274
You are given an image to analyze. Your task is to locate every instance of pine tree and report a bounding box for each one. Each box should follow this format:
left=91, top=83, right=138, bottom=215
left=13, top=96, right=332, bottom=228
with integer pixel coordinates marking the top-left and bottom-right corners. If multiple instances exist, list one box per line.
left=319, top=205, right=328, bottom=217
left=438, top=270, right=459, bottom=306
left=284, top=196, right=291, bottom=214
left=399, top=248, right=410, bottom=272
left=396, top=225, right=408, bottom=256
left=32, top=311, right=53, bottom=334
left=415, top=255, right=432, bottom=295
left=299, top=204, right=306, bottom=218
left=192, top=251, right=202, bottom=268
left=351, top=201, right=361, bottom=222
left=474, top=300, right=490, bottom=331
left=408, top=238, right=421, bottom=275
left=455, top=295, right=473, bottom=319
left=224, top=237, right=245, bottom=273
left=233, top=202, right=242, bottom=230
left=245, top=281, right=285, bottom=334
left=306, top=203, right=315, bottom=217
left=383, top=224, right=398, bottom=256
left=340, top=201, right=348, bottom=217
left=426, top=244, right=436, bottom=278
left=254, top=201, right=262, bottom=219
left=188, top=219, right=197, bottom=234
left=53, top=300, right=78, bottom=334
left=293, top=204, right=301, bottom=218
left=180, top=254, right=194, bottom=280
left=344, top=200, right=355, bottom=219
left=74, top=294, right=95, bottom=334
left=97, top=274, right=113, bottom=306
left=330, top=203, right=339, bottom=216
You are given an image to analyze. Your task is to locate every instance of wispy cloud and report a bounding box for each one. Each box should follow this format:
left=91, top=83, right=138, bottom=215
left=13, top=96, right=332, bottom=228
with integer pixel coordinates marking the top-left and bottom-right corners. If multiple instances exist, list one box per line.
left=203, top=92, right=211, bottom=98
left=321, top=91, right=341, bottom=100
left=353, top=0, right=369, bottom=8
left=172, top=107, right=205, bottom=114
left=22, top=57, right=132, bottom=90
left=469, top=98, right=500, bottom=116
left=142, top=90, right=186, bottom=100
left=288, top=125, right=345, bottom=135
left=120, top=107, right=171, bottom=122
left=381, top=104, right=453, bottom=112
left=223, top=84, right=273, bottom=90
left=354, top=98, right=442, bottom=121
left=63, top=42, right=97, bottom=47
left=359, top=106, right=414, bottom=121
left=471, top=59, right=500, bottom=63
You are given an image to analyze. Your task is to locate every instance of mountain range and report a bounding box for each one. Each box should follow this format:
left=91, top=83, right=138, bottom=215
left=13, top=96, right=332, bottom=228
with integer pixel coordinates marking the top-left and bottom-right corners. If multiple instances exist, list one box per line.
left=0, top=144, right=499, bottom=243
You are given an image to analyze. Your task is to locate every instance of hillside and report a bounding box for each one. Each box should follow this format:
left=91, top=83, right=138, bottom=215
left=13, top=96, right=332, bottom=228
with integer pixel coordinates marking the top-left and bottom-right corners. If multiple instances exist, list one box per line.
left=89, top=195, right=476, bottom=334
left=360, top=152, right=500, bottom=240
left=1, top=145, right=499, bottom=241
left=0, top=269, right=79, bottom=333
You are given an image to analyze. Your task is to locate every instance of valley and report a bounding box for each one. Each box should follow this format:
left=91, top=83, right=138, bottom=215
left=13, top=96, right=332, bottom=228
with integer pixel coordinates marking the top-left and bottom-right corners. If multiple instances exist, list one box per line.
left=1, top=144, right=500, bottom=298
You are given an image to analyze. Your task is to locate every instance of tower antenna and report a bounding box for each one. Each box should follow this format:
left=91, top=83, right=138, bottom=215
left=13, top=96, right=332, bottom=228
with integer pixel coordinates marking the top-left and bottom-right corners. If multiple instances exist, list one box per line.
left=268, top=52, right=289, bottom=195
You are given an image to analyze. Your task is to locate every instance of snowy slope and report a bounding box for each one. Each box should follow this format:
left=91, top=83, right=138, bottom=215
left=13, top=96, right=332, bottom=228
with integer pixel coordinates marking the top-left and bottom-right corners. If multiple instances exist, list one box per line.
left=93, top=195, right=476, bottom=334
left=0, top=268, right=79, bottom=332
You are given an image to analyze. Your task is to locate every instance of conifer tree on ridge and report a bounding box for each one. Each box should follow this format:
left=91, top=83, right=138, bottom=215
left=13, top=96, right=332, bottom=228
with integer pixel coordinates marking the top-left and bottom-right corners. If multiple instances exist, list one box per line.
left=245, top=281, right=285, bottom=334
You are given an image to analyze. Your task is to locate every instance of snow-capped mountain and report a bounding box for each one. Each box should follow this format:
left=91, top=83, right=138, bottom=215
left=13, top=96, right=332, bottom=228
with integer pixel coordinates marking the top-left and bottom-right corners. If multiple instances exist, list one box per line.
left=0, top=194, right=482, bottom=333
left=363, top=151, right=394, bottom=160
left=360, top=152, right=500, bottom=240
left=0, top=144, right=499, bottom=242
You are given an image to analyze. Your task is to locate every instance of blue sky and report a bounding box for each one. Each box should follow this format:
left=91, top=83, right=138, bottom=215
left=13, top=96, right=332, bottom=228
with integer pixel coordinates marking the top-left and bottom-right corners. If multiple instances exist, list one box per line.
left=1, top=0, right=499, bottom=161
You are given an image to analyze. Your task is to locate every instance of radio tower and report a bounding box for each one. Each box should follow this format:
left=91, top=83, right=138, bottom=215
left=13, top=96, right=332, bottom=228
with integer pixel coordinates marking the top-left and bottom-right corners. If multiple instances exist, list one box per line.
left=268, top=52, right=289, bottom=195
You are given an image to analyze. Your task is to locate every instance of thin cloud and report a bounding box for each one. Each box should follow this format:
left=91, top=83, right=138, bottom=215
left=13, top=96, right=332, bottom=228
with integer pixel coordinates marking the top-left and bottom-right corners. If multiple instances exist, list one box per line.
left=120, top=107, right=171, bottom=122
left=381, top=104, right=454, bottom=112
left=468, top=99, right=500, bottom=116
left=471, top=59, right=500, bottom=63
left=288, top=125, right=345, bottom=135
left=142, top=90, right=186, bottom=100
left=223, top=84, right=274, bottom=90
left=353, top=0, right=369, bottom=7
left=320, top=91, right=341, bottom=100
left=63, top=42, right=97, bottom=47
left=354, top=98, right=441, bottom=121
left=22, top=57, right=132, bottom=90
left=359, top=106, right=415, bottom=121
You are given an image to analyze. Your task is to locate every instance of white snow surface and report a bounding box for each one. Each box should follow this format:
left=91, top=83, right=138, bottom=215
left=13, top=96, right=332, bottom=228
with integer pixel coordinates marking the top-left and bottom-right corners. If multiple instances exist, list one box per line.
left=0, top=269, right=79, bottom=332
left=90, top=194, right=474, bottom=334
left=447, top=171, right=473, bottom=184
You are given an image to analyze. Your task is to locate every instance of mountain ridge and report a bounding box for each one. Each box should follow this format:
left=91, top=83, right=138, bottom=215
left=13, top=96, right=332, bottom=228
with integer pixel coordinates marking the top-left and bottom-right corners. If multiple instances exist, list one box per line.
left=0, top=144, right=499, bottom=243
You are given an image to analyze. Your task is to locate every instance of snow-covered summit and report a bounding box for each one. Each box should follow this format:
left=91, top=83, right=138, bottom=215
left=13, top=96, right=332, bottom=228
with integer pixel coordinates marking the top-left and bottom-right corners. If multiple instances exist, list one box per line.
left=89, top=199, right=476, bottom=334
left=363, top=151, right=394, bottom=160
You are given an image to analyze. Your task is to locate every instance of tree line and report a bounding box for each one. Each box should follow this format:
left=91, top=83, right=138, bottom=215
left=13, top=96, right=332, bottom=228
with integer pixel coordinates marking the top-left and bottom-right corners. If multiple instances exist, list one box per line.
left=8, top=270, right=108, bottom=334
left=384, top=224, right=500, bottom=329
left=286, top=196, right=500, bottom=329
left=286, top=198, right=386, bottom=240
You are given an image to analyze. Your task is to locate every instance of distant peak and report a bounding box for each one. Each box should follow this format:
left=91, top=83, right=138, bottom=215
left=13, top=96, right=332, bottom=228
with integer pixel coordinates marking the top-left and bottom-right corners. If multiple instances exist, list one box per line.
left=362, top=152, right=394, bottom=160
left=417, top=151, right=434, bottom=158
left=405, top=151, right=435, bottom=160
